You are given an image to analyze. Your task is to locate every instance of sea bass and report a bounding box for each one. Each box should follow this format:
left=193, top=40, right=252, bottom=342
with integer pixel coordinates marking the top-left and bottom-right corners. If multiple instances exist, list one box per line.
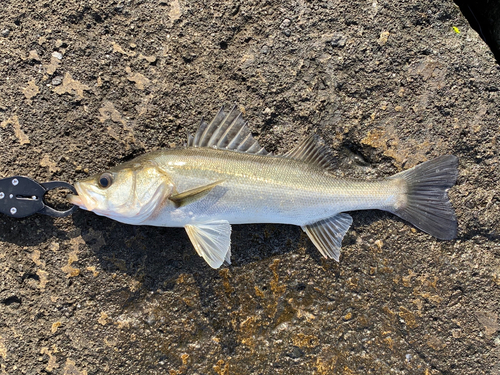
left=69, top=106, right=458, bottom=268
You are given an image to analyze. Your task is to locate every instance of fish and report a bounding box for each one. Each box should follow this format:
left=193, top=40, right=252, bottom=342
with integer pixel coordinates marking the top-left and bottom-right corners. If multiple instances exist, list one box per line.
left=69, top=105, right=458, bottom=268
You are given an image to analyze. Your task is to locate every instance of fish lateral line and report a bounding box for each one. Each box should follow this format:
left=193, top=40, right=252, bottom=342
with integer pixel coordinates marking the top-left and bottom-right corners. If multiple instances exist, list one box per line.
left=71, top=105, right=459, bottom=269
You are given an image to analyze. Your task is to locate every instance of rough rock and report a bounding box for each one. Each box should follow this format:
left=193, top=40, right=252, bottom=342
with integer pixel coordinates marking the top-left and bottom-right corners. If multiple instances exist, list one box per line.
left=0, top=0, right=499, bottom=374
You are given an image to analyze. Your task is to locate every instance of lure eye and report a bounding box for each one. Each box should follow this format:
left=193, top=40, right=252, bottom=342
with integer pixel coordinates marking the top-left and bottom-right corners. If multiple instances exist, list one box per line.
left=98, top=173, right=113, bottom=189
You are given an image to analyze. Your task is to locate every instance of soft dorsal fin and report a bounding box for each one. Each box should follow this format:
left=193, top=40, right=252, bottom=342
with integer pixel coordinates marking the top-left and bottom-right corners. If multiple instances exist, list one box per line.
left=284, top=134, right=335, bottom=171
left=187, top=133, right=194, bottom=147
left=187, top=105, right=268, bottom=155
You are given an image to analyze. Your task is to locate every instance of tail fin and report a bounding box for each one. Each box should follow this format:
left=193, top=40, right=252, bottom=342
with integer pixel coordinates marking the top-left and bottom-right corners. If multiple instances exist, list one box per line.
left=388, top=155, right=458, bottom=240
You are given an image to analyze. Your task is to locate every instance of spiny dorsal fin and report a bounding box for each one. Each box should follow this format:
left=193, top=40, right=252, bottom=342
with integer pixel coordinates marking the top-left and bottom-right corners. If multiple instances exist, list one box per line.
left=284, top=134, right=335, bottom=171
left=188, top=105, right=268, bottom=155
left=302, top=213, right=353, bottom=261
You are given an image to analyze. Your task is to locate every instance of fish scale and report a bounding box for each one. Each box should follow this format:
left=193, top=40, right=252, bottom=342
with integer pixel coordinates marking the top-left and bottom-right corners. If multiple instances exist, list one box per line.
left=69, top=105, right=458, bottom=268
left=148, top=147, right=399, bottom=226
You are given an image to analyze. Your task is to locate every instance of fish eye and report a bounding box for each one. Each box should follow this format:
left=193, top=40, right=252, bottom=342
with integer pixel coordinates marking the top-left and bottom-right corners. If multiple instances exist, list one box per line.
left=98, top=172, right=113, bottom=189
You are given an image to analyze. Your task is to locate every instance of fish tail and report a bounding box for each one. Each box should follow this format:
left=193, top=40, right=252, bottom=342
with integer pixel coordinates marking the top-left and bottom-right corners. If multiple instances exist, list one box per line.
left=388, top=155, right=458, bottom=240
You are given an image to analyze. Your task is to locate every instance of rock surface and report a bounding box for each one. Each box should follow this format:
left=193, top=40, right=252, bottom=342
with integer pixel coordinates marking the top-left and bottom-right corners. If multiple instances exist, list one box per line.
left=0, top=0, right=499, bottom=374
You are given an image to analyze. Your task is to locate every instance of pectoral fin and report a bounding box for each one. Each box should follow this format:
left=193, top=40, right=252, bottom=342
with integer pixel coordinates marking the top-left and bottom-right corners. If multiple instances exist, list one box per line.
left=302, top=213, right=353, bottom=261
left=185, top=220, right=232, bottom=269
left=169, top=180, right=224, bottom=208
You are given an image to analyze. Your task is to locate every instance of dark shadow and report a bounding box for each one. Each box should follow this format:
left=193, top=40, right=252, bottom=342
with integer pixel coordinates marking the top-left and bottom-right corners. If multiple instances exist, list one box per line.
left=65, top=211, right=307, bottom=354
left=0, top=215, right=74, bottom=247
left=4, top=184, right=489, bottom=354
left=454, top=0, right=500, bottom=64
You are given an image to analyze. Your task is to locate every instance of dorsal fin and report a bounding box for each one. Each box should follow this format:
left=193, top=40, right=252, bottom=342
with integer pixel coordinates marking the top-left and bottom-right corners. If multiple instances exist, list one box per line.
left=284, top=134, right=335, bottom=171
left=188, top=105, right=268, bottom=155
left=187, top=133, right=194, bottom=147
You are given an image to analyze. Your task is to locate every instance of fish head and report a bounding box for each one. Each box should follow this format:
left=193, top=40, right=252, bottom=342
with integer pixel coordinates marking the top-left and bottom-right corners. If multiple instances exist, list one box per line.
left=69, top=160, right=174, bottom=223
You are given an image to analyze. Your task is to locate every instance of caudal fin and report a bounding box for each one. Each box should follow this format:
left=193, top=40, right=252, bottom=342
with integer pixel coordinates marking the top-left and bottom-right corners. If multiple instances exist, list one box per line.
left=389, top=155, right=458, bottom=240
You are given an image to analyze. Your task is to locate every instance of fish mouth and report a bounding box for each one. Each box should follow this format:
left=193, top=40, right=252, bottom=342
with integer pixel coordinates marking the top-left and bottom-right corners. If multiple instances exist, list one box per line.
left=68, top=194, right=84, bottom=207
left=67, top=182, right=97, bottom=211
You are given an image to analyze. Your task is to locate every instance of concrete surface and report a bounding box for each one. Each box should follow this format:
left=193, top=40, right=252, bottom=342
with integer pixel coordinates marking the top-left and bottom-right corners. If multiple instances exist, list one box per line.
left=0, top=0, right=499, bottom=374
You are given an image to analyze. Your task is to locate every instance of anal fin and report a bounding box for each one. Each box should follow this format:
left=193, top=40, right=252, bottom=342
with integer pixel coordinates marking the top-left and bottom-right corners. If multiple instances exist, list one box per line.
left=185, top=220, right=232, bottom=269
left=302, top=213, right=353, bottom=261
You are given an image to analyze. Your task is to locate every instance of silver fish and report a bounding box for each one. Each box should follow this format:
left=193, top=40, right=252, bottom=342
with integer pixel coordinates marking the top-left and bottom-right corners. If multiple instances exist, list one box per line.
left=69, top=106, right=458, bottom=268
